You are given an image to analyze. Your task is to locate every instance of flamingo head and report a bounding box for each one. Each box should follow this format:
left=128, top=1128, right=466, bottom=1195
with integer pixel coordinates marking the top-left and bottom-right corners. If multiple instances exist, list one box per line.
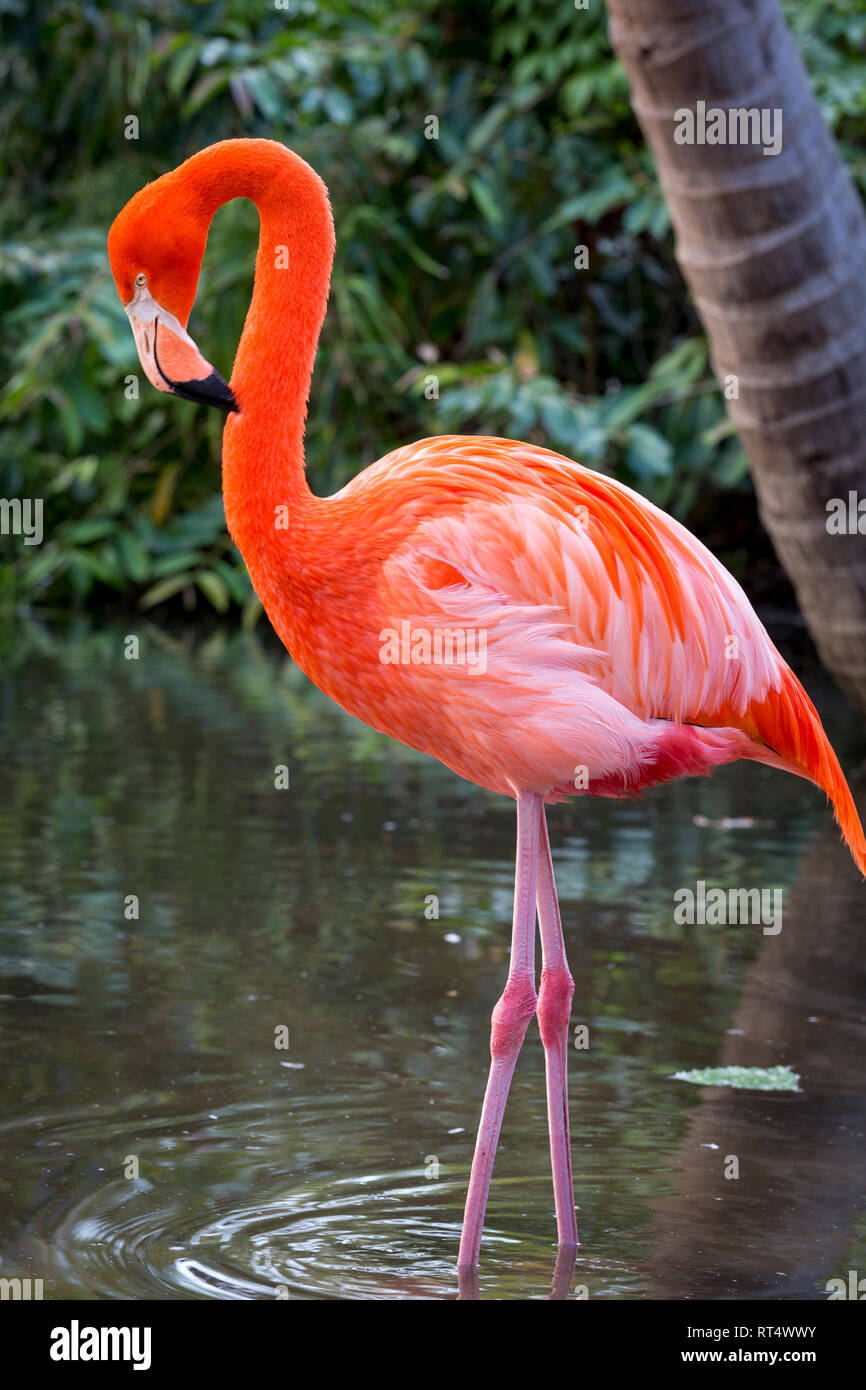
left=107, top=177, right=237, bottom=413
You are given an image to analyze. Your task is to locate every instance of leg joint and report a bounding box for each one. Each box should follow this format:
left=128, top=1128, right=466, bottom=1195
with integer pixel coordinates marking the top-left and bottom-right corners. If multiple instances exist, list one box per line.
left=537, top=965, right=574, bottom=1045
left=490, top=971, right=537, bottom=1058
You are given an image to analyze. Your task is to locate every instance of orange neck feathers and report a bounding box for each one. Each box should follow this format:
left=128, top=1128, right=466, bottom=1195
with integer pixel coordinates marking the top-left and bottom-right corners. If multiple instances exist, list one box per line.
left=178, top=140, right=335, bottom=550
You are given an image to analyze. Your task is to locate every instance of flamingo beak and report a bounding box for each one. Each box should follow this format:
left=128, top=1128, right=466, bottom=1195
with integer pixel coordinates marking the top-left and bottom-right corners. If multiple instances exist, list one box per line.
left=125, top=288, right=237, bottom=413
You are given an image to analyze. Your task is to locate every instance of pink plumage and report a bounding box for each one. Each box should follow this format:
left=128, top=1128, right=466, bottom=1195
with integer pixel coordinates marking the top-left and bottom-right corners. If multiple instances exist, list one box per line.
left=109, top=139, right=865, bottom=1273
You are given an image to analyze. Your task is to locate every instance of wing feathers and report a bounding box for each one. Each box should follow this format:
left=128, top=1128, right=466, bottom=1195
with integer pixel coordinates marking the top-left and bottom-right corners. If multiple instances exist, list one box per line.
left=368, top=436, right=863, bottom=870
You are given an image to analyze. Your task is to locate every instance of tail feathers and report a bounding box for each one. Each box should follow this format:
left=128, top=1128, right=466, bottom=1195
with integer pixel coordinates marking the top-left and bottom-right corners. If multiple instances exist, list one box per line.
left=748, top=666, right=866, bottom=877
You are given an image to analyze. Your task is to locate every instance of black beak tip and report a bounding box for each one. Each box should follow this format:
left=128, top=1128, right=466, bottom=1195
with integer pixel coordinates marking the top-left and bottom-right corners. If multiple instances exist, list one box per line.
left=171, top=372, right=238, bottom=413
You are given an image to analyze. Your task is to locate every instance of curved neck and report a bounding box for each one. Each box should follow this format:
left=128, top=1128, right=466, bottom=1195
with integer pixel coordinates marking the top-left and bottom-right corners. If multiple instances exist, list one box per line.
left=185, top=140, right=335, bottom=518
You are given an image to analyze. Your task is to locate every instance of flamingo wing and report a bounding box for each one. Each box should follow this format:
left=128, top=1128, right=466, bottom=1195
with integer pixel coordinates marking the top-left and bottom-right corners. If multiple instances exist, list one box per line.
left=367, top=437, right=865, bottom=869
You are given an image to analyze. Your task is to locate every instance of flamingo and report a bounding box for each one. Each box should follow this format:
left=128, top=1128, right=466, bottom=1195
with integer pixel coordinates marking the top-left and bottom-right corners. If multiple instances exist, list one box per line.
left=108, top=139, right=866, bottom=1272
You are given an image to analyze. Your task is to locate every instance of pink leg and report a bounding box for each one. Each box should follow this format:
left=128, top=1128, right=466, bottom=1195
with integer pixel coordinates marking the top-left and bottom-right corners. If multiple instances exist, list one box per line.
left=457, top=791, right=540, bottom=1268
left=535, top=802, right=579, bottom=1248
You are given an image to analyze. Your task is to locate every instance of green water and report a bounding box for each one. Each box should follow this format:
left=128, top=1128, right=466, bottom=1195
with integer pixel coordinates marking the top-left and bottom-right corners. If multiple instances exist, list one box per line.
left=0, top=619, right=864, bottom=1300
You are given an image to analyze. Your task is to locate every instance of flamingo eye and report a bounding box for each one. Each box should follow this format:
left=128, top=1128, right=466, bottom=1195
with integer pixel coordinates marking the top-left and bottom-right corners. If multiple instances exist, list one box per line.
left=134, top=272, right=148, bottom=287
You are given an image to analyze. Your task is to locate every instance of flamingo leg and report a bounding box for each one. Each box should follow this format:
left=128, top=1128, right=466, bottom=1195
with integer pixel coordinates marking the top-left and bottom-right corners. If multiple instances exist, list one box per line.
left=457, top=790, right=540, bottom=1268
left=535, top=802, right=579, bottom=1249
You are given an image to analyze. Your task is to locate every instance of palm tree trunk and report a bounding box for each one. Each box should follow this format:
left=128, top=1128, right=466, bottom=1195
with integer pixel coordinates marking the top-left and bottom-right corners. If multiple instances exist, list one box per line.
left=607, top=0, right=866, bottom=712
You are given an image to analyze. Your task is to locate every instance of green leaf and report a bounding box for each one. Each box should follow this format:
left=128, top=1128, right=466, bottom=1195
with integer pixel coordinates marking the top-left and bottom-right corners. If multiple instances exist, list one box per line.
left=241, top=594, right=263, bottom=631
left=672, top=1066, right=801, bottom=1092
left=115, top=532, right=150, bottom=583
left=140, top=574, right=194, bottom=609
left=196, top=570, right=230, bottom=613
left=468, top=176, right=504, bottom=228
left=150, top=551, right=207, bottom=578
left=625, top=423, right=674, bottom=478
left=322, top=87, right=353, bottom=125
left=60, top=518, right=116, bottom=545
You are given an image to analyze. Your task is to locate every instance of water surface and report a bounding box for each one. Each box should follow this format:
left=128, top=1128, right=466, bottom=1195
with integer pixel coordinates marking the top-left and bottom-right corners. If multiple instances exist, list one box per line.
left=1, top=619, right=865, bottom=1299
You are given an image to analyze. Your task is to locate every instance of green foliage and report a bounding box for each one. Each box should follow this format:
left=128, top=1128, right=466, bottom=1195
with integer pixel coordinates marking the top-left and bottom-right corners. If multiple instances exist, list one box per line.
left=0, top=0, right=861, bottom=614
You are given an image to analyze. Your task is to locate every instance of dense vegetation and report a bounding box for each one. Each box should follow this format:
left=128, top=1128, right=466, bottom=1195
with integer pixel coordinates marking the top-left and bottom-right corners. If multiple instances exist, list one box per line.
left=2, top=0, right=864, bottom=621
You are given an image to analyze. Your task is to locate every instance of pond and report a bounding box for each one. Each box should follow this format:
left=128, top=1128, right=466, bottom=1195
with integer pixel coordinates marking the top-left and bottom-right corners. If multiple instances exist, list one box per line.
left=1, top=618, right=864, bottom=1300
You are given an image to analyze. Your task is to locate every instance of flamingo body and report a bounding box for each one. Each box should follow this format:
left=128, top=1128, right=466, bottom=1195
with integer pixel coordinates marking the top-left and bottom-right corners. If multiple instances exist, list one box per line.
left=230, top=429, right=865, bottom=862
left=108, top=139, right=866, bottom=1274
